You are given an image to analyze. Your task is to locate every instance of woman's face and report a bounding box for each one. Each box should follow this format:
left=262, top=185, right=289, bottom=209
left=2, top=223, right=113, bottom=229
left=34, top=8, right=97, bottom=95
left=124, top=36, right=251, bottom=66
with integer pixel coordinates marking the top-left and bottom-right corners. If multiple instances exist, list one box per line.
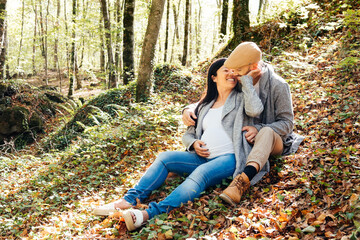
left=212, top=66, right=237, bottom=90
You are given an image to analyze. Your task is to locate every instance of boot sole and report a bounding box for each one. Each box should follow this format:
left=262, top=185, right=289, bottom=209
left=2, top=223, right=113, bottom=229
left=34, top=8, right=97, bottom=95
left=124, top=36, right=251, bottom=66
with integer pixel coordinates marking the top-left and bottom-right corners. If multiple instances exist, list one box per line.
left=219, top=193, right=237, bottom=207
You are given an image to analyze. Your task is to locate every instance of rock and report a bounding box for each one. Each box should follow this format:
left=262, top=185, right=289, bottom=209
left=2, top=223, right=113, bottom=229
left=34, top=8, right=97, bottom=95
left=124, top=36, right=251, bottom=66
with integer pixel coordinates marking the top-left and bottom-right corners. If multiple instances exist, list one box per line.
left=45, top=92, right=66, bottom=103
left=0, top=106, right=30, bottom=135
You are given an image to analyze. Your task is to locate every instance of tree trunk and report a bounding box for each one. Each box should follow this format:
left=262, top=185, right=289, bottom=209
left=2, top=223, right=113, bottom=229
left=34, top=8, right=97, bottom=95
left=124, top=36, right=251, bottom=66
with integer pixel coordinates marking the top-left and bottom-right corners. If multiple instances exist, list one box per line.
left=32, top=0, right=37, bottom=75
left=68, top=0, right=78, bottom=97
left=122, top=0, right=135, bottom=85
left=0, top=0, right=6, bottom=80
left=114, top=0, right=123, bottom=79
left=214, top=0, right=251, bottom=58
left=55, top=0, right=62, bottom=92
left=64, top=0, right=70, bottom=76
left=136, top=0, right=165, bottom=102
left=99, top=14, right=105, bottom=72
left=220, top=0, right=229, bottom=37
left=163, top=0, right=170, bottom=62
left=100, top=0, right=117, bottom=88
left=17, top=0, right=25, bottom=70
left=181, top=0, right=190, bottom=66
left=195, top=0, right=201, bottom=60
left=170, top=1, right=180, bottom=63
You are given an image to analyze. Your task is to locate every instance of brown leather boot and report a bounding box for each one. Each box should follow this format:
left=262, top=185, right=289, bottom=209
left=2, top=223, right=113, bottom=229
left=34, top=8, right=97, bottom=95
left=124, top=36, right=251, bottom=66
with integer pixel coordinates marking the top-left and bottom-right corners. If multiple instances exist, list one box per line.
left=219, top=172, right=250, bottom=206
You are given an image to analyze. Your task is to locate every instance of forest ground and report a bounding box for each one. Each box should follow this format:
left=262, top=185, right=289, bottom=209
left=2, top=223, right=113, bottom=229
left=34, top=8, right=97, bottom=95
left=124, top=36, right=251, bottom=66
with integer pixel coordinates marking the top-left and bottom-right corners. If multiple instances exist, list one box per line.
left=1, top=1, right=359, bottom=239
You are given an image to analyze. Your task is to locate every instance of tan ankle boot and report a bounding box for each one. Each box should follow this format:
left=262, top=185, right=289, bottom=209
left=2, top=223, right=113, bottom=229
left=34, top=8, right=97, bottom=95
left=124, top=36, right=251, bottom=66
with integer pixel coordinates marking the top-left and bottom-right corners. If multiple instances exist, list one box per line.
left=219, top=172, right=250, bottom=206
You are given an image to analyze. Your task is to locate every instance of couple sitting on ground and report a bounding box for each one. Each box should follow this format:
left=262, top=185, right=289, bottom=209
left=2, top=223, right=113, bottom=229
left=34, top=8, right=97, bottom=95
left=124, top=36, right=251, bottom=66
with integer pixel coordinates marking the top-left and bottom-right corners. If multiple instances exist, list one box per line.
left=93, top=42, right=304, bottom=231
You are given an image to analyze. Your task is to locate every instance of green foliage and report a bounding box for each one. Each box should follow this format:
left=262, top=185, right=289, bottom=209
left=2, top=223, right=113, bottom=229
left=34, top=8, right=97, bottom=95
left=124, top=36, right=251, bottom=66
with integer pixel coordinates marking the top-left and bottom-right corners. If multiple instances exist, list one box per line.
left=44, top=81, right=136, bottom=150
left=153, top=63, right=194, bottom=95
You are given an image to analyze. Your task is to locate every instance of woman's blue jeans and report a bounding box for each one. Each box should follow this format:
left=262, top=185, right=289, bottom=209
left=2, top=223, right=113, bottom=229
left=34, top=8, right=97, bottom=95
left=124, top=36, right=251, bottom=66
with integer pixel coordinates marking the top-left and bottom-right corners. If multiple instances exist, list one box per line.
left=123, top=151, right=236, bottom=219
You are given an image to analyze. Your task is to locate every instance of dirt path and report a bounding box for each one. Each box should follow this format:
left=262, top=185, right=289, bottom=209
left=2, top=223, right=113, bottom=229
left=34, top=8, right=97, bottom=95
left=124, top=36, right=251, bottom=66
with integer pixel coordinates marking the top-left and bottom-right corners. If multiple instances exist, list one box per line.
left=25, top=70, right=106, bottom=100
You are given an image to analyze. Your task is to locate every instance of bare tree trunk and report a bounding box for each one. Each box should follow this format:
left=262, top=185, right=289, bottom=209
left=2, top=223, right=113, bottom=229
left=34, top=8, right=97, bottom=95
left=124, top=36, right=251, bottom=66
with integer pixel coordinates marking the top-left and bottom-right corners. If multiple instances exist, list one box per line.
left=44, top=0, right=50, bottom=84
left=181, top=0, right=190, bottom=66
left=38, top=0, right=48, bottom=84
left=170, top=1, right=180, bottom=63
left=220, top=0, right=229, bottom=37
left=99, top=14, right=105, bottom=72
left=55, top=0, right=62, bottom=92
left=114, top=0, right=123, bottom=80
left=79, top=0, right=88, bottom=69
left=214, top=0, right=251, bottom=58
left=136, top=0, right=165, bottom=102
left=68, top=0, right=78, bottom=96
left=122, top=0, right=135, bottom=85
left=100, top=0, right=117, bottom=88
left=32, top=0, right=37, bottom=75
left=195, top=0, right=201, bottom=60
left=164, top=0, right=170, bottom=62
left=64, top=0, right=70, bottom=76
left=17, top=0, right=25, bottom=70
left=0, top=0, right=7, bottom=80
left=0, top=0, right=7, bottom=79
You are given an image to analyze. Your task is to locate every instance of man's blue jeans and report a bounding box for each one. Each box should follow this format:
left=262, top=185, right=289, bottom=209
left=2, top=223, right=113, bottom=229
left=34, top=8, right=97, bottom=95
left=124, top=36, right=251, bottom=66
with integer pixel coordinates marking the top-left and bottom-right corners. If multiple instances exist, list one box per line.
left=123, top=151, right=236, bottom=219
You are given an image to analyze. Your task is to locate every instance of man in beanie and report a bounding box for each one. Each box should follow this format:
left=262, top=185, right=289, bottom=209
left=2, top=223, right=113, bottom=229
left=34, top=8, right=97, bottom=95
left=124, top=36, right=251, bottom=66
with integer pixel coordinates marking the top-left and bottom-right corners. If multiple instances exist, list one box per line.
left=182, top=42, right=304, bottom=206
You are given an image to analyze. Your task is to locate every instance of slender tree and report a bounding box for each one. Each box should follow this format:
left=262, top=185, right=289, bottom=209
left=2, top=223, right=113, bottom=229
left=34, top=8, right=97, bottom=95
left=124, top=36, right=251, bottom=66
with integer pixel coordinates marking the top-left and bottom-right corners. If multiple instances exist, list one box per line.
left=170, top=1, right=180, bottom=63
left=68, top=0, right=79, bottom=96
left=0, top=0, right=7, bottom=79
left=100, top=0, right=117, bottom=88
left=164, top=0, right=170, bottom=62
left=54, top=0, right=62, bottom=92
left=32, top=0, right=37, bottom=75
left=114, top=0, right=123, bottom=78
left=99, top=14, right=105, bottom=72
left=181, top=0, right=190, bottom=66
left=122, top=0, right=135, bottom=85
left=136, top=0, right=165, bottom=102
left=17, top=0, right=25, bottom=69
left=220, top=0, right=229, bottom=37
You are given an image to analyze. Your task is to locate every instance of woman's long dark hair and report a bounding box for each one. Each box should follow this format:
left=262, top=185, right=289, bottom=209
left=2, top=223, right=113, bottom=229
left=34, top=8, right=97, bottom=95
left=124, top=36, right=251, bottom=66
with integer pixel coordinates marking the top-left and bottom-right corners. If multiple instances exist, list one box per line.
left=194, top=58, right=236, bottom=127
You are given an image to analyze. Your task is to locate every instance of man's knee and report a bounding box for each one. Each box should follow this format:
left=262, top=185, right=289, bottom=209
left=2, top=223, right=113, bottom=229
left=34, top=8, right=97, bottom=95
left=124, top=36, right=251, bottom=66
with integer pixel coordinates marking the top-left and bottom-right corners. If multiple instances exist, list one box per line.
left=256, top=127, right=274, bottom=139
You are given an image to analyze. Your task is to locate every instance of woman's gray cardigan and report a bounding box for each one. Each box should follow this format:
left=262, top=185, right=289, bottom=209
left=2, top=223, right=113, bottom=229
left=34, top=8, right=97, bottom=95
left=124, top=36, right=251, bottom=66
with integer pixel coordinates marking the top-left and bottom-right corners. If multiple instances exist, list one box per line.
left=182, top=76, right=268, bottom=185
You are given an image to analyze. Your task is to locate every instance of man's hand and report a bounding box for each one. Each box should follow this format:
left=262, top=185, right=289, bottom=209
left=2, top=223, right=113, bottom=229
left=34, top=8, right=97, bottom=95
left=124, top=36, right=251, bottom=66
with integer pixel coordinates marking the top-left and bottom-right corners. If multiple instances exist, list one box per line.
left=242, top=126, right=258, bottom=144
left=193, top=140, right=210, bottom=158
left=182, top=108, right=197, bottom=126
left=247, top=68, right=261, bottom=81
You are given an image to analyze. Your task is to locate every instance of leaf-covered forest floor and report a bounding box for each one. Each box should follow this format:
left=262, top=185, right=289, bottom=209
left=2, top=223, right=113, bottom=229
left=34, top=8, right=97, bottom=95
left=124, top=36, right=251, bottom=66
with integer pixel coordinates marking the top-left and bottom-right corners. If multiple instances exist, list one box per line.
left=1, top=0, right=359, bottom=239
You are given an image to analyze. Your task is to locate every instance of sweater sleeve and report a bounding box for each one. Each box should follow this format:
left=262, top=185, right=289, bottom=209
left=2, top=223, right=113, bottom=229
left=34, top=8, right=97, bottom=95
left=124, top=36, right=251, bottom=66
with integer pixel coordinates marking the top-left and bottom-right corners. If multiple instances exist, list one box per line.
left=182, top=126, right=197, bottom=151
left=240, top=75, right=264, bottom=117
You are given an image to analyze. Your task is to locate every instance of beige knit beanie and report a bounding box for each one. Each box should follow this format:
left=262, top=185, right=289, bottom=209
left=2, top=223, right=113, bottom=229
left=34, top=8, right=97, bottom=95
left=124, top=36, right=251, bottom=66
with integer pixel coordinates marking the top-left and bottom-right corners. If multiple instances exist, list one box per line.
left=224, top=42, right=262, bottom=69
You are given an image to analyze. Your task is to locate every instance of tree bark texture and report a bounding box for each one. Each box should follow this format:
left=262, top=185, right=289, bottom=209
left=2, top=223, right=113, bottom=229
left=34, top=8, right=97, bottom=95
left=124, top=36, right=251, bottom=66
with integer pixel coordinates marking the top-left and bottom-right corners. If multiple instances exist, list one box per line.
left=122, top=0, right=135, bottom=85
left=99, top=14, right=105, bottom=72
left=214, top=0, right=252, bottom=58
left=220, top=0, right=229, bottom=37
left=181, top=0, right=190, bottom=66
left=164, top=0, right=170, bottom=62
left=32, top=0, right=37, bottom=75
left=100, top=0, right=117, bottom=88
left=0, top=0, right=7, bottom=79
left=17, top=0, right=25, bottom=69
left=68, top=0, right=78, bottom=97
left=136, top=0, right=165, bottom=102
left=114, top=0, right=123, bottom=78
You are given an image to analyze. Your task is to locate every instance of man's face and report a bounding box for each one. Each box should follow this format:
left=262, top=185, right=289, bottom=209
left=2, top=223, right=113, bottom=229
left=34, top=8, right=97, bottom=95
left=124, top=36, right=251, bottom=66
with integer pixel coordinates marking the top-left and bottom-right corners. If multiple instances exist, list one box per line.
left=233, top=65, right=251, bottom=77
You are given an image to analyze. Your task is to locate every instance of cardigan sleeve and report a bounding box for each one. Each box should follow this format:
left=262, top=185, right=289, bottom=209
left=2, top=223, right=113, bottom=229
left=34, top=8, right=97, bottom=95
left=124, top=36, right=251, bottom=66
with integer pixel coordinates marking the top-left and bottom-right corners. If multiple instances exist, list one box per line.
left=182, top=126, right=198, bottom=151
left=240, top=75, right=264, bottom=117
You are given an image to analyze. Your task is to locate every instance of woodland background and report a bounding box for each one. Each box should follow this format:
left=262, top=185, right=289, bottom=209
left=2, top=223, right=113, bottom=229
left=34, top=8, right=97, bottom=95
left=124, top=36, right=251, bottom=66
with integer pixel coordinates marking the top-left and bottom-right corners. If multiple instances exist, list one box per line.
left=0, top=0, right=359, bottom=239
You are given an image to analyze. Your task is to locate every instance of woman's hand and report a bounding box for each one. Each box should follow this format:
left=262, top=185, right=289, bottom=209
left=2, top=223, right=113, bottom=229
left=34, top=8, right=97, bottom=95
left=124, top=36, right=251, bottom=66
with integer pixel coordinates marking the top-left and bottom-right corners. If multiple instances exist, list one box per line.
left=182, top=108, right=197, bottom=126
left=193, top=140, right=210, bottom=158
left=242, top=126, right=258, bottom=144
